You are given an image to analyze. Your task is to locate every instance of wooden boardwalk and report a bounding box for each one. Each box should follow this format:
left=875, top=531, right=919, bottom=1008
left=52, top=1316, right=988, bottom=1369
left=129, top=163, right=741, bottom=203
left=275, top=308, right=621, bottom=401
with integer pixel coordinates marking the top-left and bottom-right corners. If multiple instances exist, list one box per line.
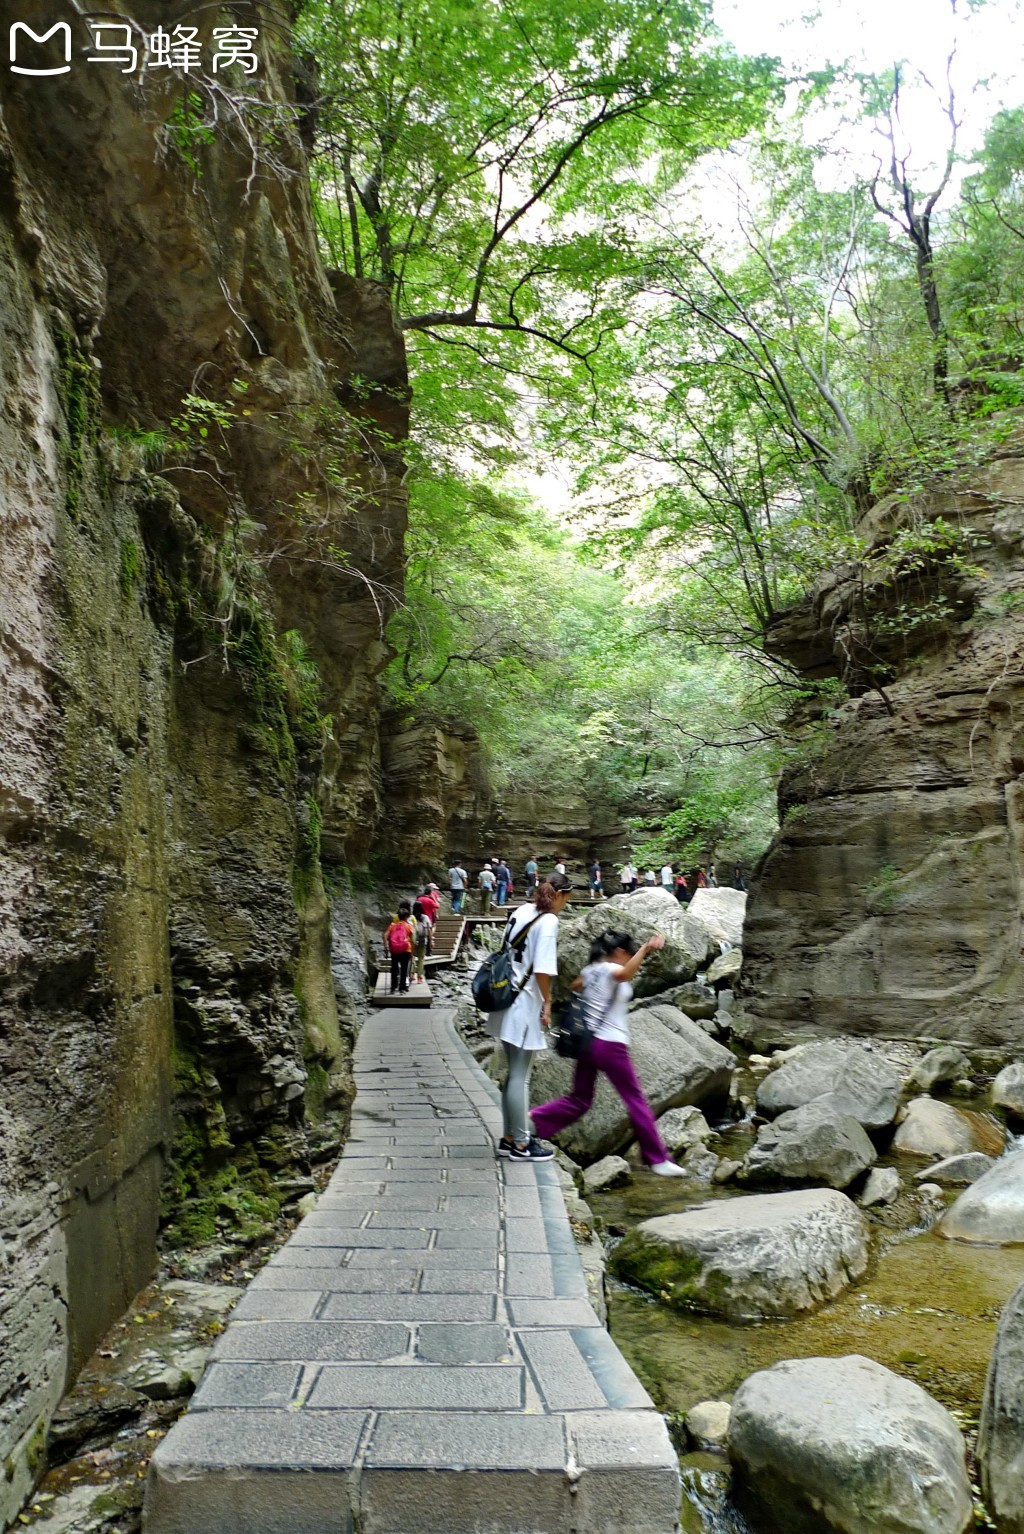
left=370, top=972, right=432, bottom=1007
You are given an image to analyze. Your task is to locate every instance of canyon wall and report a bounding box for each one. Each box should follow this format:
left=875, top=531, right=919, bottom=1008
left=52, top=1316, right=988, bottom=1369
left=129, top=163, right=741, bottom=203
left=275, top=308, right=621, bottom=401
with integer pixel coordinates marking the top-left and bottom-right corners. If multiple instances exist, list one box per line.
left=0, top=6, right=405, bottom=1520
left=742, top=437, right=1024, bottom=1052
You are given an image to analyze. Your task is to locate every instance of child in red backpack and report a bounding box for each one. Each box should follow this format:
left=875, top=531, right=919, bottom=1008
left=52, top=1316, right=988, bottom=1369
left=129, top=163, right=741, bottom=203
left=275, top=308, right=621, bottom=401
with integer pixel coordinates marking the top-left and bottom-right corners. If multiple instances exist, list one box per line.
left=384, top=902, right=416, bottom=993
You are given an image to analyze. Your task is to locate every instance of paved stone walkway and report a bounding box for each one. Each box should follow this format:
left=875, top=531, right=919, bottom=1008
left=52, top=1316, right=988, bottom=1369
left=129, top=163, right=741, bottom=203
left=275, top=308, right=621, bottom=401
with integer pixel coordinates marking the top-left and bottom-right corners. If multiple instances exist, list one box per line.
left=144, top=1009, right=680, bottom=1534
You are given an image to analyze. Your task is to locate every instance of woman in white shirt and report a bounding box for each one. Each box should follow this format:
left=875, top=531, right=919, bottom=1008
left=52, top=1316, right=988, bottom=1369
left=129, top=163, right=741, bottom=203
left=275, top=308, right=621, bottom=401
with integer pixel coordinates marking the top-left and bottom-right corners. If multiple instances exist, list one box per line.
left=531, top=930, right=685, bottom=1175
left=490, top=873, right=573, bottom=1161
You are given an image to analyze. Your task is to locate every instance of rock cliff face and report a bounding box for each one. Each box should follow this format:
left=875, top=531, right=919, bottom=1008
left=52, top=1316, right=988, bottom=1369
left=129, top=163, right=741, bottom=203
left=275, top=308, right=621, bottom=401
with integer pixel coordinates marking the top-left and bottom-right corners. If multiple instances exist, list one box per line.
left=378, top=715, right=628, bottom=881
left=742, top=438, right=1024, bottom=1051
left=0, top=7, right=405, bottom=1520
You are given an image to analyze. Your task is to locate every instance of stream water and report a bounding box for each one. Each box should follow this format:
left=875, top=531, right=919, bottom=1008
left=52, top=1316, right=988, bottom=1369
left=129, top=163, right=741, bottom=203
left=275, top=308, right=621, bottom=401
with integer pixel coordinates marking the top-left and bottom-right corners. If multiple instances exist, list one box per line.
left=588, top=1094, right=1024, bottom=1532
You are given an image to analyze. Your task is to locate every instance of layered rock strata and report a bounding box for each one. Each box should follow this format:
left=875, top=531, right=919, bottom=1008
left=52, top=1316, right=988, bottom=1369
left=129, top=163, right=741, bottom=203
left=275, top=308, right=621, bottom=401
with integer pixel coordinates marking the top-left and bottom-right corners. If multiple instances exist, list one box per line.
left=742, top=446, right=1024, bottom=1050
left=0, top=6, right=406, bottom=1520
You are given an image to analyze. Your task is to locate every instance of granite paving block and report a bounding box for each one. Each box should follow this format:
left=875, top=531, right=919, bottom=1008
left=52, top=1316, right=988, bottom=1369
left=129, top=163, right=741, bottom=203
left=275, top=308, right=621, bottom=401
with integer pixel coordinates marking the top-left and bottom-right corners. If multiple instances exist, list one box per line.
left=150, top=1407, right=368, bottom=1468
left=502, top=1187, right=543, bottom=1219
left=504, top=1254, right=555, bottom=1297
left=289, top=1228, right=432, bottom=1249
left=507, top=1298, right=602, bottom=1328
left=212, top=1322, right=410, bottom=1363
left=415, top=1324, right=512, bottom=1364
left=359, top=1467, right=573, bottom=1534
left=419, top=1269, right=503, bottom=1294
left=250, top=1266, right=421, bottom=1293
left=366, top=1208, right=500, bottom=1230
left=264, top=1246, right=347, bottom=1268
left=569, top=1411, right=681, bottom=1534
left=432, top=1229, right=500, bottom=1250
left=319, top=1293, right=496, bottom=1323
left=365, top=1410, right=567, bottom=1468
left=503, top=1219, right=550, bottom=1254
left=349, top=1249, right=497, bottom=1270
left=519, top=1331, right=608, bottom=1410
left=190, top=1363, right=302, bottom=1410
left=571, top=1327, right=655, bottom=1410
left=230, top=1291, right=322, bottom=1321
left=144, top=1467, right=355, bottom=1534
left=308, top=1364, right=524, bottom=1410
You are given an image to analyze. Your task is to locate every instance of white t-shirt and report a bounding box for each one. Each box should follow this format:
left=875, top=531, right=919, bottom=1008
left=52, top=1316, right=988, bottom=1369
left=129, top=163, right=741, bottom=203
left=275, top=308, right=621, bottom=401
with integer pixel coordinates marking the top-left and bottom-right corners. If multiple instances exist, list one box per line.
left=581, top=961, right=633, bottom=1045
left=660, top=864, right=674, bottom=887
left=449, top=866, right=466, bottom=889
left=479, top=869, right=495, bottom=889
left=489, top=904, right=560, bottom=1050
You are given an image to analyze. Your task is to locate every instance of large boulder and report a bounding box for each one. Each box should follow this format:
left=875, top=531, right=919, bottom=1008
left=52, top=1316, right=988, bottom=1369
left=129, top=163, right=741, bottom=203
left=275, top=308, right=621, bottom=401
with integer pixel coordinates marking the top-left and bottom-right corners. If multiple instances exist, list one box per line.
left=556, top=888, right=709, bottom=998
left=939, top=1151, right=1024, bottom=1243
left=992, top=1063, right=1024, bottom=1118
left=756, top=1041, right=902, bottom=1129
left=742, top=1102, right=877, bottom=1190
left=892, top=1098, right=1006, bottom=1160
left=686, top=886, right=746, bottom=949
left=729, top=1354, right=973, bottom=1534
left=610, top=1189, right=868, bottom=1320
left=907, top=1045, right=971, bottom=1094
left=978, top=1279, right=1024, bottom=1534
left=527, top=1007, right=734, bottom=1163
left=656, top=1105, right=712, bottom=1154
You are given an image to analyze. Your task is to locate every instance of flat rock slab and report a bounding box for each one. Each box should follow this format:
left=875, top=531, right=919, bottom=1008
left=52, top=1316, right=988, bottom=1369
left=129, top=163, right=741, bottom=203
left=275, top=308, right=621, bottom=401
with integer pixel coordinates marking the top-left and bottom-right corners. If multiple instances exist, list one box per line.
left=143, top=1008, right=678, bottom=1534
left=611, top=1188, right=868, bottom=1320
left=756, top=1041, right=902, bottom=1128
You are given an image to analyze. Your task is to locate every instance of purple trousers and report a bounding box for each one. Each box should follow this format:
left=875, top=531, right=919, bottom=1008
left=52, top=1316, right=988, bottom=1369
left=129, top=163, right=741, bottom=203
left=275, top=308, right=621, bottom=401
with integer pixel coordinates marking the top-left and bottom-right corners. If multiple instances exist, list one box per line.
left=531, top=1039, right=669, bottom=1166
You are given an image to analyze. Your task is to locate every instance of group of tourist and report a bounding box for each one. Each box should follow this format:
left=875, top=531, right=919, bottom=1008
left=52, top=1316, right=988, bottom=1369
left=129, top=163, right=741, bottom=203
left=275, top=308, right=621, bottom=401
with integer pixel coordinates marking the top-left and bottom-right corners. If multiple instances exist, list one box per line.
left=448, top=854, right=553, bottom=915
left=382, top=882, right=442, bottom=993
left=485, top=872, right=685, bottom=1175
left=618, top=860, right=745, bottom=898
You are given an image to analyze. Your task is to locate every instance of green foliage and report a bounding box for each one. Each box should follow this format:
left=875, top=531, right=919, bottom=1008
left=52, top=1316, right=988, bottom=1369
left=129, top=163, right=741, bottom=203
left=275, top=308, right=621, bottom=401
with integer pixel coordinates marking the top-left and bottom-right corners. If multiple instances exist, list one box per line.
left=164, top=90, right=217, bottom=177
left=55, top=330, right=100, bottom=519
left=118, top=538, right=142, bottom=597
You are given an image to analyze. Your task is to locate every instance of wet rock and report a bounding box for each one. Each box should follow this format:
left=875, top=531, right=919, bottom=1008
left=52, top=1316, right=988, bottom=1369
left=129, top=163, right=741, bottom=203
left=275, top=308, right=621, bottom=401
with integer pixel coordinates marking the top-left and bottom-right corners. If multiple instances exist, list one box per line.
left=978, top=1278, right=1024, bottom=1533
left=687, top=1400, right=732, bottom=1452
left=707, top=949, right=742, bottom=990
left=756, top=1042, right=902, bottom=1129
left=632, top=981, right=717, bottom=1021
left=940, top=1150, right=1024, bottom=1243
left=679, top=1147, right=719, bottom=1182
left=892, top=1097, right=1006, bottom=1160
left=126, top=1344, right=209, bottom=1401
left=741, top=1102, right=877, bottom=1191
left=656, top=1105, right=712, bottom=1154
left=47, top=1383, right=144, bottom=1463
left=916, top=1153, right=995, bottom=1187
left=717, top=988, right=735, bottom=1014
left=686, top=887, right=747, bottom=949
left=713, top=1158, right=743, bottom=1184
left=582, top=1155, right=632, bottom=1195
left=556, top=889, right=709, bottom=997
left=729, top=1354, right=973, bottom=1534
left=858, top=1167, right=901, bottom=1207
left=610, top=1189, right=868, bottom=1321
left=907, top=1046, right=971, bottom=1093
left=527, top=1007, right=734, bottom=1163
left=992, top=1063, right=1024, bottom=1118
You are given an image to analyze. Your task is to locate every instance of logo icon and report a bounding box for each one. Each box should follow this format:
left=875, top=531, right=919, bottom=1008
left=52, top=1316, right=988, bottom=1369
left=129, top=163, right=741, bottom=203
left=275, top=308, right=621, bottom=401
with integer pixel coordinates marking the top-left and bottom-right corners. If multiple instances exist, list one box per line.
left=9, top=20, right=71, bottom=75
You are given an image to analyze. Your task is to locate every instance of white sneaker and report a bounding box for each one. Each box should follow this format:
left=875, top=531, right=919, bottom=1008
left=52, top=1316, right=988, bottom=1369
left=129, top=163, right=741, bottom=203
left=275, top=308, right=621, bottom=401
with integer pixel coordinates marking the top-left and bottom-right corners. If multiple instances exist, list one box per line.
left=650, top=1160, right=686, bottom=1177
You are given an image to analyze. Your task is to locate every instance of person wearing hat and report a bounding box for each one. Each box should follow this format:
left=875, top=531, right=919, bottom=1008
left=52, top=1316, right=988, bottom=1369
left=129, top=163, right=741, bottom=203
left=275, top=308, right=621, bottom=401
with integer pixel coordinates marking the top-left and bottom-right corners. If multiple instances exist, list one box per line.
left=489, top=871, right=574, bottom=1161
left=419, top=884, right=441, bottom=924
left=478, top=862, right=496, bottom=914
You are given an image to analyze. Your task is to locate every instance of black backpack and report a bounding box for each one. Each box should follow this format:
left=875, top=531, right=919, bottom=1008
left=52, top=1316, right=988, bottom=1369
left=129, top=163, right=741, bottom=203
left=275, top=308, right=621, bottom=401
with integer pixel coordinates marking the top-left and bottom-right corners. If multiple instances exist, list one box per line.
left=552, top=972, right=618, bottom=1059
left=471, top=913, right=541, bottom=1013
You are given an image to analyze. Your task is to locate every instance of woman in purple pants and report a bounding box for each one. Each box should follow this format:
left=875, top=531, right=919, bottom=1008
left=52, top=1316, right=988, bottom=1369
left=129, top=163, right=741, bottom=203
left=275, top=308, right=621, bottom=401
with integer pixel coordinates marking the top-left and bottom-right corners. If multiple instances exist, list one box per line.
left=531, top=930, right=685, bottom=1176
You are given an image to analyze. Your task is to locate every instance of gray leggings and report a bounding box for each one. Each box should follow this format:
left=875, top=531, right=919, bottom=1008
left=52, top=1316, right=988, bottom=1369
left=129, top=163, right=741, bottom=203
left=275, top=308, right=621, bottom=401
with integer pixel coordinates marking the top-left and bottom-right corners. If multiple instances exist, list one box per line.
left=501, top=1042, right=535, bottom=1144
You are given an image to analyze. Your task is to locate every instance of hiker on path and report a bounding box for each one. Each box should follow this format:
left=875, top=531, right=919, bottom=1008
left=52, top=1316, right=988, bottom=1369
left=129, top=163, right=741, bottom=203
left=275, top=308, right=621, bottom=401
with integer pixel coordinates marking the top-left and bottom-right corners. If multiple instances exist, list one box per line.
left=644, top=868, right=656, bottom=886
left=418, top=884, right=441, bottom=923
left=660, top=862, right=674, bottom=891
left=733, top=865, right=747, bottom=891
left=495, top=859, right=512, bottom=907
left=384, top=903, right=416, bottom=994
left=675, top=869, right=690, bottom=904
left=524, top=855, right=539, bottom=896
left=478, top=862, right=496, bottom=914
left=531, top=930, right=685, bottom=1176
left=490, top=871, right=573, bottom=1161
left=411, top=899, right=432, bottom=985
left=449, top=860, right=468, bottom=914
left=589, top=861, right=603, bottom=900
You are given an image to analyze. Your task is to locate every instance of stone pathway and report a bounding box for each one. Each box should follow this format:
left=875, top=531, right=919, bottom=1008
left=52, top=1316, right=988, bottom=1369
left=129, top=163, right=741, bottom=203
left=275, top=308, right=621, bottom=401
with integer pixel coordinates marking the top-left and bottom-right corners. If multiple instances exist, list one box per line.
left=143, top=1009, right=680, bottom=1534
